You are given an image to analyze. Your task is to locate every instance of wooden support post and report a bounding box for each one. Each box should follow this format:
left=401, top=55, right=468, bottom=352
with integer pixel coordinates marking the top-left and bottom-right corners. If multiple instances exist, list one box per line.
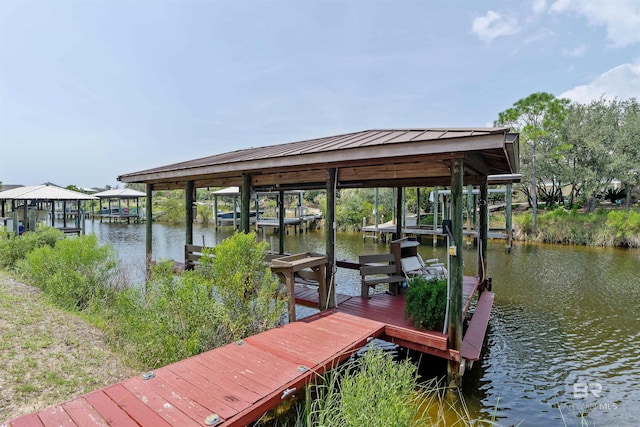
left=466, top=185, right=473, bottom=248
left=213, top=195, right=218, bottom=229
left=472, top=194, right=477, bottom=245
left=478, top=178, right=488, bottom=285
left=416, top=187, right=421, bottom=241
left=12, top=210, right=18, bottom=235
left=185, top=180, right=194, bottom=248
left=505, top=183, right=513, bottom=252
left=325, top=168, right=337, bottom=309
left=447, top=159, right=464, bottom=389
left=62, top=201, right=67, bottom=228
left=395, top=186, right=403, bottom=240
left=232, top=195, right=238, bottom=230
left=374, top=188, right=379, bottom=241
left=278, top=191, right=285, bottom=254
left=241, top=173, right=251, bottom=234
left=433, top=187, right=438, bottom=247
left=254, top=197, right=260, bottom=232
left=145, top=184, right=153, bottom=281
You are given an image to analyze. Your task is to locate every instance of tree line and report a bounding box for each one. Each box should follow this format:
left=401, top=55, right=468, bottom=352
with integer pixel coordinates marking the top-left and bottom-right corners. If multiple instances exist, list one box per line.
left=495, top=93, right=639, bottom=233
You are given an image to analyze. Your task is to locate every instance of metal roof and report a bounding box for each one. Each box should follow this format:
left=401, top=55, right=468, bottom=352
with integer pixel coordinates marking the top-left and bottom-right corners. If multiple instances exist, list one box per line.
left=92, top=188, right=147, bottom=198
left=0, top=184, right=98, bottom=201
left=118, top=128, right=519, bottom=190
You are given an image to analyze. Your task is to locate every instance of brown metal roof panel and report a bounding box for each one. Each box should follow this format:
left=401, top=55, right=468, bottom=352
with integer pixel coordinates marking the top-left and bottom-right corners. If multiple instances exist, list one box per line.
left=305, top=131, right=373, bottom=152
left=379, top=130, right=430, bottom=143
left=346, top=130, right=402, bottom=147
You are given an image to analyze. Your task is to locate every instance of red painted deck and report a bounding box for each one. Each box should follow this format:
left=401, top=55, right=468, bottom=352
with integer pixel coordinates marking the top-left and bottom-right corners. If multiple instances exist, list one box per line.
left=6, top=276, right=491, bottom=426
left=336, top=276, right=480, bottom=361
left=293, top=283, right=352, bottom=308
left=6, top=311, right=385, bottom=427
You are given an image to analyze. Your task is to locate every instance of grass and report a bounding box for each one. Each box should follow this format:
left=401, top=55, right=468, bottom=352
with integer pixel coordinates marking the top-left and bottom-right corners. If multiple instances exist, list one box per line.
left=255, top=347, right=494, bottom=427
left=0, top=271, right=135, bottom=422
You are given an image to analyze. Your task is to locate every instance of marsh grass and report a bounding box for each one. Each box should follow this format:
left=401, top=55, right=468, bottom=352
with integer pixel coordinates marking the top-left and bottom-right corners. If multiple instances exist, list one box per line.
left=255, top=348, right=493, bottom=427
left=513, top=207, right=640, bottom=247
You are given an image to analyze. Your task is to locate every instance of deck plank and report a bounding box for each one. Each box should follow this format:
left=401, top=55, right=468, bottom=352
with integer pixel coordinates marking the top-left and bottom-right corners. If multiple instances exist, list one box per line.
left=164, top=361, right=256, bottom=411
left=84, top=390, right=141, bottom=427
left=150, top=365, right=237, bottom=420
left=120, top=377, right=201, bottom=426
left=63, top=398, right=110, bottom=427
left=103, top=383, right=172, bottom=427
left=208, top=341, right=302, bottom=388
left=8, top=413, right=45, bottom=427
left=30, top=405, right=75, bottom=427
left=121, top=375, right=213, bottom=424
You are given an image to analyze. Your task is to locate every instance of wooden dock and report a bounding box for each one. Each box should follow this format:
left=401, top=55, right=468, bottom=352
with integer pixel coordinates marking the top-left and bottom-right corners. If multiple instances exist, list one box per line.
left=362, top=224, right=509, bottom=240
left=6, top=311, right=386, bottom=427
left=6, top=277, right=492, bottom=427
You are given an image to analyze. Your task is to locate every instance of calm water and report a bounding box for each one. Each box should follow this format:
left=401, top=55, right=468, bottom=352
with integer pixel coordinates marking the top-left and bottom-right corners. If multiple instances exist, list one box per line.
left=79, top=220, right=640, bottom=426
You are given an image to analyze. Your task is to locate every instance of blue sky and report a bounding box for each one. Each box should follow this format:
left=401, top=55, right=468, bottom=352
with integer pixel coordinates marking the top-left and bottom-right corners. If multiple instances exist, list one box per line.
left=1, top=0, right=639, bottom=188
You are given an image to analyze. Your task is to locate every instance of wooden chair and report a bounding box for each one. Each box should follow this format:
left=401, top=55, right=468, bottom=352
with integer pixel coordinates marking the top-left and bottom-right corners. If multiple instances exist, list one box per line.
left=358, top=253, right=405, bottom=298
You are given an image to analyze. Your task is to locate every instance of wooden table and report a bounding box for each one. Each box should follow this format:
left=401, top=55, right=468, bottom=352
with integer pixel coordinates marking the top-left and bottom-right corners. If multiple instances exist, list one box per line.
left=270, top=253, right=328, bottom=322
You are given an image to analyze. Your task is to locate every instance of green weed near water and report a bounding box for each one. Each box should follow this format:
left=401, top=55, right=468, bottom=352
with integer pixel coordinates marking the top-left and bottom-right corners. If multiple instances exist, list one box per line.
left=23, top=234, right=118, bottom=311
left=514, top=207, right=640, bottom=247
left=255, top=347, right=516, bottom=427
left=8, top=227, right=286, bottom=370
left=0, top=225, right=64, bottom=270
left=104, top=232, right=286, bottom=369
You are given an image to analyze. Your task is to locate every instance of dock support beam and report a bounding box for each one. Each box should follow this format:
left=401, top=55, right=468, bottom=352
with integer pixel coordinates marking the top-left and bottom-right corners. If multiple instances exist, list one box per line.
left=145, top=184, right=153, bottom=281
left=241, top=173, right=251, bottom=234
left=395, top=186, right=403, bottom=240
left=185, top=180, right=194, bottom=248
left=465, top=184, right=473, bottom=248
left=278, top=191, right=285, bottom=254
left=447, top=159, right=464, bottom=389
left=478, top=178, right=488, bottom=285
left=433, top=187, right=438, bottom=247
left=325, top=168, right=337, bottom=309
left=505, top=183, right=513, bottom=252
left=213, top=195, right=218, bottom=229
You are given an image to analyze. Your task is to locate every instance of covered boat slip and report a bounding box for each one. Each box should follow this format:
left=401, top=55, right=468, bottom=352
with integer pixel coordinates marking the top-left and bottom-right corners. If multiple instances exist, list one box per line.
left=118, top=127, right=520, bottom=387
left=0, top=184, right=97, bottom=235
left=92, top=188, right=146, bottom=223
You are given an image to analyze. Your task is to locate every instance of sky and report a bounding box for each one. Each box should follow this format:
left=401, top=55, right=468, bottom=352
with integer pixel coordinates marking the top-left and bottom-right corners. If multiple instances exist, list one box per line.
left=1, top=0, right=639, bottom=189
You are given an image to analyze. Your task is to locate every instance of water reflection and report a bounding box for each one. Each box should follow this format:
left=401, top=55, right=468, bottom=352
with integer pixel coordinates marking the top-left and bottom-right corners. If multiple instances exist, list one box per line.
left=79, top=220, right=640, bottom=426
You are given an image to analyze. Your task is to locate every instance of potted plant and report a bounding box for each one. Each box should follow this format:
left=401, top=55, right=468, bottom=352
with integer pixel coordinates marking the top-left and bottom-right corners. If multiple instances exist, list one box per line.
left=404, top=276, right=447, bottom=331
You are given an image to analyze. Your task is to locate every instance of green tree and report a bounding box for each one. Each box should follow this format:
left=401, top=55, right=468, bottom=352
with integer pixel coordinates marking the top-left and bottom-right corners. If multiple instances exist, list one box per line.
left=613, top=98, right=640, bottom=209
left=559, top=97, right=629, bottom=211
left=495, top=92, right=569, bottom=232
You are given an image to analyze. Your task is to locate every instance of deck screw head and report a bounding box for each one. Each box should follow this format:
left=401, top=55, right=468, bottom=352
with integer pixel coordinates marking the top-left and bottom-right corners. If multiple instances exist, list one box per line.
left=297, top=365, right=308, bottom=373
left=204, top=413, right=221, bottom=425
left=141, top=371, right=155, bottom=380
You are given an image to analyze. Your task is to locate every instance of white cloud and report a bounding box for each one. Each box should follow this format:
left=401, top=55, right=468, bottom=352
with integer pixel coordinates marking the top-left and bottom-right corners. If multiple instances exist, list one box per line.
left=550, top=0, right=640, bottom=47
left=562, top=44, right=588, bottom=57
left=471, top=10, right=519, bottom=43
left=532, top=0, right=546, bottom=14
left=559, top=59, right=640, bottom=103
